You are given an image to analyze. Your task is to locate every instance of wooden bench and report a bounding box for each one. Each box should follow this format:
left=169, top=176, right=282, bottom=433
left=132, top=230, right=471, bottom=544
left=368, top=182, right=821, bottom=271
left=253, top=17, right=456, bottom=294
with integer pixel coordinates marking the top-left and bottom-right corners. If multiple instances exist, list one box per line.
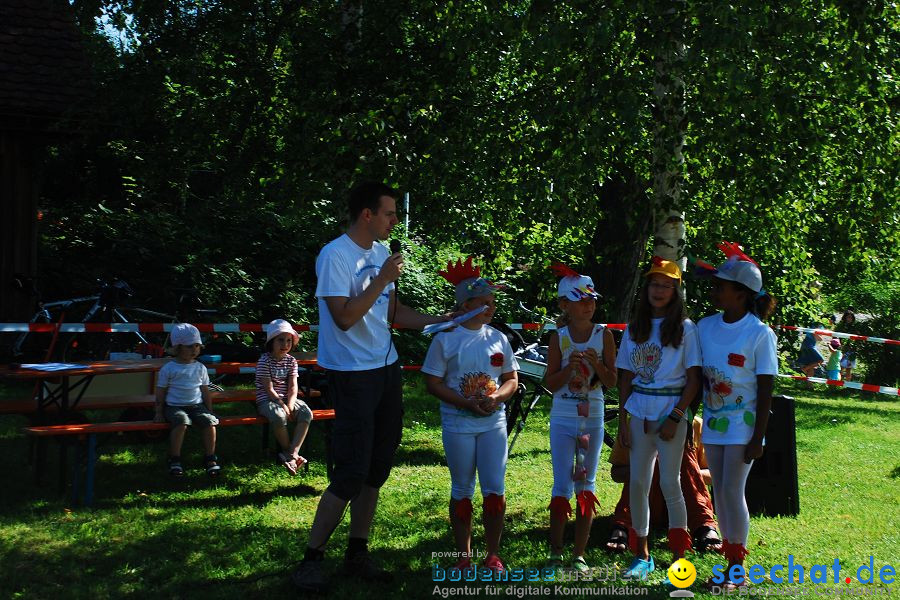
left=23, top=409, right=336, bottom=507
left=1, top=387, right=320, bottom=415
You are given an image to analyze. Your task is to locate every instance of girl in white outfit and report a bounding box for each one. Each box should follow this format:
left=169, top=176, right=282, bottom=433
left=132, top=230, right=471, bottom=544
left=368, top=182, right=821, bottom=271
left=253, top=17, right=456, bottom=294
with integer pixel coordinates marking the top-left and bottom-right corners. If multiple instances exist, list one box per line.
left=616, top=257, right=701, bottom=581
left=544, top=263, right=617, bottom=574
left=696, top=242, right=777, bottom=591
left=422, top=257, right=519, bottom=575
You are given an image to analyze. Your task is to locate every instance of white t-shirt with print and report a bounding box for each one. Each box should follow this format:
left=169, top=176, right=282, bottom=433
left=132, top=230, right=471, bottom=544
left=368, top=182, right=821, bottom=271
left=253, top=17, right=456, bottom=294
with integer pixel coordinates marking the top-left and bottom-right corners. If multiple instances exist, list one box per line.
left=550, top=325, right=606, bottom=424
left=616, top=318, right=701, bottom=421
left=421, top=325, right=519, bottom=433
left=315, top=234, right=396, bottom=371
left=157, top=360, right=210, bottom=406
left=698, top=312, right=778, bottom=446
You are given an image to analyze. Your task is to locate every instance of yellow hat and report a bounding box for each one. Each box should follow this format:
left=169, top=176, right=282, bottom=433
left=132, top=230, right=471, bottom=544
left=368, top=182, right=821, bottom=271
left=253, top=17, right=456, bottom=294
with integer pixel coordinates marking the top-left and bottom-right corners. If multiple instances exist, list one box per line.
left=644, top=256, right=682, bottom=283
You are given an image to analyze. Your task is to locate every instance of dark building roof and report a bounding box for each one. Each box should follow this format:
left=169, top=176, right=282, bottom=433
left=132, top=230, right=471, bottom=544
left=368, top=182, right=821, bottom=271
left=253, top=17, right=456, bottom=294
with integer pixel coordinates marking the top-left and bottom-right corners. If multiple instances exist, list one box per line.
left=0, top=0, right=93, bottom=130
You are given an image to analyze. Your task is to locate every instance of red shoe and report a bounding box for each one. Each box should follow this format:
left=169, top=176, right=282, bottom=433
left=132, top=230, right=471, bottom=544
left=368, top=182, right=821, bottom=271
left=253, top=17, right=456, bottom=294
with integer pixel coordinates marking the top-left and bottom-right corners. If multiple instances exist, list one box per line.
left=452, top=557, right=472, bottom=572
left=483, top=554, right=505, bottom=573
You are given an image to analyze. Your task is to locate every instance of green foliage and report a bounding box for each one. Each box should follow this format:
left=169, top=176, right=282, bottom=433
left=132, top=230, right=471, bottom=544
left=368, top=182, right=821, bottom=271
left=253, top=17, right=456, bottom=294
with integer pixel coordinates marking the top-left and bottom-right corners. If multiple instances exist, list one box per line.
left=26, top=0, right=898, bottom=335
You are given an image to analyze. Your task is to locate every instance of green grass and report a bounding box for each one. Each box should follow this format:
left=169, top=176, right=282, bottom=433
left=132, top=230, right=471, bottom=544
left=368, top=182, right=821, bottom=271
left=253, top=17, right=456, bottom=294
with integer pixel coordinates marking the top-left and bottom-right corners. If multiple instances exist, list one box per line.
left=1, top=377, right=898, bottom=599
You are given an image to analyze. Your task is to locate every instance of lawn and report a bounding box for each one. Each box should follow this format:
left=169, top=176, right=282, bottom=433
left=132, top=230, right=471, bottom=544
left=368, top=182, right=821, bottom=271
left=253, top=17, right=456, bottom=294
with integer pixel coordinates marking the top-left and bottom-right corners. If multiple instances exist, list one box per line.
left=1, top=376, right=898, bottom=599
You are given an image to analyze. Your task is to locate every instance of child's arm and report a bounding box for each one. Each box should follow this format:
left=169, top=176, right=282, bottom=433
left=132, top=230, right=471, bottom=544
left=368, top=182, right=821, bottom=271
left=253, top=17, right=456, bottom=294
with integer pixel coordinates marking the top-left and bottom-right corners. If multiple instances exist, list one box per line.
left=201, top=384, right=212, bottom=412
left=617, top=369, right=634, bottom=448
left=260, top=376, right=290, bottom=411
left=543, top=331, right=578, bottom=392
left=424, top=374, right=491, bottom=416
left=585, top=328, right=617, bottom=389
left=285, top=371, right=299, bottom=420
left=745, top=374, right=773, bottom=463
left=483, top=371, right=518, bottom=413
left=154, top=386, right=167, bottom=423
left=658, top=365, right=701, bottom=441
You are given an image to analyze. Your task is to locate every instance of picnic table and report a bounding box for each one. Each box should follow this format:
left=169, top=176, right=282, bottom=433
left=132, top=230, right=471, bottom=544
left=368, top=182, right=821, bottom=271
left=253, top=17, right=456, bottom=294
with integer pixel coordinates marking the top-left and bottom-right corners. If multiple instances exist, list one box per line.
left=0, top=355, right=328, bottom=502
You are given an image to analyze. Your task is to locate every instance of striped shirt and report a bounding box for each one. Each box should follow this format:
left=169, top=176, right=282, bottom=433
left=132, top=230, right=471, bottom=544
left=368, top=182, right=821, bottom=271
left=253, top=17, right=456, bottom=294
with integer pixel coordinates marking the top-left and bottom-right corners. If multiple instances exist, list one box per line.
left=255, top=353, right=298, bottom=405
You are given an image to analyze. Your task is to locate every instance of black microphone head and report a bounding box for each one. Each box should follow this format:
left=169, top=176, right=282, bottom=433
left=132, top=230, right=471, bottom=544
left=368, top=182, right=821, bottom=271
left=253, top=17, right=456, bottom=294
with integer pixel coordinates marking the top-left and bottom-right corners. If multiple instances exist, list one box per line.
left=389, top=240, right=402, bottom=254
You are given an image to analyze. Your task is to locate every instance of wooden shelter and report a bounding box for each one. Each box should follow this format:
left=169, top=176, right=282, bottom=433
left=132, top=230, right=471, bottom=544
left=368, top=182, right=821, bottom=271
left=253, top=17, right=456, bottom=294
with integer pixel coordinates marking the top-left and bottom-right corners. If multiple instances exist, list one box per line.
left=0, top=0, right=92, bottom=320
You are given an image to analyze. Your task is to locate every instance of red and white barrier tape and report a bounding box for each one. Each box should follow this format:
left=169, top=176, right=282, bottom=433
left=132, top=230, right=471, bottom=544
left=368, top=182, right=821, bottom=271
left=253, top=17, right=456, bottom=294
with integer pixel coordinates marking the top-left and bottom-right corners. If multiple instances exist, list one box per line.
left=0, top=323, right=319, bottom=333
left=1, top=321, right=895, bottom=345
left=777, top=325, right=899, bottom=346
left=778, top=374, right=898, bottom=397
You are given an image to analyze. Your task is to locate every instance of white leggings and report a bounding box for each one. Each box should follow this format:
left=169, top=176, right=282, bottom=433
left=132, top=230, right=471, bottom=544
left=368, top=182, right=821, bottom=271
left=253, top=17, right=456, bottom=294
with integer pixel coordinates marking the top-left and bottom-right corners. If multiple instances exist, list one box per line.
left=549, top=420, right=604, bottom=498
left=705, top=444, right=753, bottom=546
left=442, top=427, right=508, bottom=499
left=628, top=415, right=688, bottom=537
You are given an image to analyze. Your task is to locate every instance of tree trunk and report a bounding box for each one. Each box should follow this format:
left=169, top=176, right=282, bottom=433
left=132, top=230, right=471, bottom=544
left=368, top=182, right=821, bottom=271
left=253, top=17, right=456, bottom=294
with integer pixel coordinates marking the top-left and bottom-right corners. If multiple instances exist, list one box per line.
left=586, top=166, right=652, bottom=324
left=650, top=0, right=687, bottom=272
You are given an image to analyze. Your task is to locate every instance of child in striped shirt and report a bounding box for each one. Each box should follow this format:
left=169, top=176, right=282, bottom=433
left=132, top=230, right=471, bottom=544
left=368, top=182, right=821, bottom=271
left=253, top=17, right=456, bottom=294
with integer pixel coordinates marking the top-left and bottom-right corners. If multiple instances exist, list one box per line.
left=256, top=319, right=313, bottom=475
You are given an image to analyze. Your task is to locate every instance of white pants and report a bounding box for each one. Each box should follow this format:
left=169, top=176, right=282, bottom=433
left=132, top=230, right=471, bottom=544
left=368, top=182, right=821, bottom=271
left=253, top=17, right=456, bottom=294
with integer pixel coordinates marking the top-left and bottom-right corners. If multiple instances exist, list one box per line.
left=628, top=415, right=688, bottom=537
left=705, top=444, right=753, bottom=546
left=442, top=427, right=508, bottom=499
left=549, top=419, right=604, bottom=498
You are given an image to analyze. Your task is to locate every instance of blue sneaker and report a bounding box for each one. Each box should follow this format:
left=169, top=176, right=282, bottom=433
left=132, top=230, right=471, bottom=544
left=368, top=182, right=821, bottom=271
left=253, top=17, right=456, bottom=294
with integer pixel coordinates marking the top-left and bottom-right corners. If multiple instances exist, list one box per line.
left=622, top=556, right=655, bottom=581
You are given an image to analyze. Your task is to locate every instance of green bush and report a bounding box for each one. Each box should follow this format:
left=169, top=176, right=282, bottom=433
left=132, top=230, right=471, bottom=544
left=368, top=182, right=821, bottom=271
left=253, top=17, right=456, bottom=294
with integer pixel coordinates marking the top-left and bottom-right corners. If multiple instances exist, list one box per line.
left=827, top=281, right=900, bottom=387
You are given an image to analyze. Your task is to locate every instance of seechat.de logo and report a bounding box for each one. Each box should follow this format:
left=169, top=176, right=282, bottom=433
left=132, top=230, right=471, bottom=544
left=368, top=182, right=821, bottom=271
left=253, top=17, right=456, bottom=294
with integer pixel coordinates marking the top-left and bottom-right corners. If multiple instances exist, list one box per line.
left=667, top=558, right=696, bottom=597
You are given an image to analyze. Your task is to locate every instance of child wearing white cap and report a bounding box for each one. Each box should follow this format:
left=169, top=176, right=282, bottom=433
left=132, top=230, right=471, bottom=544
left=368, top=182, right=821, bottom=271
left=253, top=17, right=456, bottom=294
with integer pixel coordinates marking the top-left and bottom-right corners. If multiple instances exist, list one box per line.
left=695, top=242, right=778, bottom=591
left=255, top=319, right=313, bottom=475
left=422, top=257, right=519, bottom=575
left=154, top=323, right=221, bottom=477
left=544, top=263, right=617, bottom=574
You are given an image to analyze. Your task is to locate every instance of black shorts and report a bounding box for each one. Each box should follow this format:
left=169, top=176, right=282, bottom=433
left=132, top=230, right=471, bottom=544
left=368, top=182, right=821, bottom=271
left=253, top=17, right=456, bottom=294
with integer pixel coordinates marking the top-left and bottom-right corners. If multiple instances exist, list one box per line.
left=326, top=362, right=403, bottom=501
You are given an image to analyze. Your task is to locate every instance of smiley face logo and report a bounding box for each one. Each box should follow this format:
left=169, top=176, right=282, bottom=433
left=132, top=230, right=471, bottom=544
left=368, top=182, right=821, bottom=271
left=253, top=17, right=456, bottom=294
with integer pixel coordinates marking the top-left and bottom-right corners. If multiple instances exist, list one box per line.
left=667, top=558, right=696, bottom=588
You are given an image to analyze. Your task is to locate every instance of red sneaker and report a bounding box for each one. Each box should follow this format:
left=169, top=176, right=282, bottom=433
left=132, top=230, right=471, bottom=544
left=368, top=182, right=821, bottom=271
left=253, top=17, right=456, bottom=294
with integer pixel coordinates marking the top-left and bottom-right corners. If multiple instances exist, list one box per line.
left=452, top=557, right=472, bottom=572
left=483, top=555, right=505, bottom=573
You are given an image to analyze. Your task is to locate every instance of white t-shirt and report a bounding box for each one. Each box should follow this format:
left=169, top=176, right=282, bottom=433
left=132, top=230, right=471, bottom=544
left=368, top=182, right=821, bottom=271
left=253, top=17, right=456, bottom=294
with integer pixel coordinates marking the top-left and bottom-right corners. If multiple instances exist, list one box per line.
left=698, top=312, right=778, bottom=446
left=421, top=325, right=519, bottom=433
left=315, top=234, right=396, bottom=371
left=157, top=360, right=210, bottom=406
left=616, top=318, right=701, bottom=421
left=550, top=325, right=606, bottom=424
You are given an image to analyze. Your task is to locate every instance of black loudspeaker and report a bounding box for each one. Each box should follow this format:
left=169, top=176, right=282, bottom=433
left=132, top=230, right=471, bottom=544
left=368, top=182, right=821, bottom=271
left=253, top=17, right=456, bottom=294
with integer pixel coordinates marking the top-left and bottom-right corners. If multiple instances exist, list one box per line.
left=746, top=395, right=800, bottom=516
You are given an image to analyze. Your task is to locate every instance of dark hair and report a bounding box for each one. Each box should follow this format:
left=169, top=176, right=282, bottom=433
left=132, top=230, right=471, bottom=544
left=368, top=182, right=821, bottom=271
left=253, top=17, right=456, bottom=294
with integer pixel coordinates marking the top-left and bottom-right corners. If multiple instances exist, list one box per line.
left=732, top=281, right=777, bottom=321
left=840, top=309, right=856, bottom=325
left=348, top=181, right=399, bottom=222
left=628, top=278, right=686, bottom=348
left=265, top=337, right=295, bottom=353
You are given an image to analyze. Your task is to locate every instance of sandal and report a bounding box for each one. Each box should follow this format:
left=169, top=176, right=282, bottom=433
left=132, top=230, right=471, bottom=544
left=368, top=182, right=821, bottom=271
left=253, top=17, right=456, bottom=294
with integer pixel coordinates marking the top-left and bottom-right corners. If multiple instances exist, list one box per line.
left=168, top=456, right=184, bottom=477
left=605, top=524, right=628, bottom=553
left=694, top=525, right=723, bottom=553
left=205, top=454, right=222, bottom=477
left=278, top=452, right=298, bottom=476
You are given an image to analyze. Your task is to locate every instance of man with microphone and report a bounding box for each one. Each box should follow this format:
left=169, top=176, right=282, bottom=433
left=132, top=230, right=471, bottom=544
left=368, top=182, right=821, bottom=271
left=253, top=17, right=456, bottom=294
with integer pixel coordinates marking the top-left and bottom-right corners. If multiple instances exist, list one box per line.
left=294, top=181, right=447, bottom=593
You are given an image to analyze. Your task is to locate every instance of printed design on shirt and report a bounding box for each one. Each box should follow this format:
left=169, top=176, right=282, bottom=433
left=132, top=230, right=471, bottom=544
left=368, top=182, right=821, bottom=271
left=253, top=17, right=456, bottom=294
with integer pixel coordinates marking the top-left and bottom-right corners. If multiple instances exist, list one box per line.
left=356, top=263, right=390, bottom=306
left=459, top=372, right=498, bottom=398
left=568, top=360, right=593, bottom=396
left=270, top=365, right=291, bottom=380
left=631, top=341, right=663, bottom=384
left=703, top=366, right=733, bottom=411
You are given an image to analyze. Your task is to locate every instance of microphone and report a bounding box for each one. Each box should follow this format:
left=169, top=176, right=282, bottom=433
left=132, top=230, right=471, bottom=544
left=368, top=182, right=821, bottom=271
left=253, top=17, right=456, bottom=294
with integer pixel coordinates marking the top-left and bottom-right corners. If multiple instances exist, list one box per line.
left=389, top=239, right=402, bottom=293
left=386, top=239, right=402, bottom=365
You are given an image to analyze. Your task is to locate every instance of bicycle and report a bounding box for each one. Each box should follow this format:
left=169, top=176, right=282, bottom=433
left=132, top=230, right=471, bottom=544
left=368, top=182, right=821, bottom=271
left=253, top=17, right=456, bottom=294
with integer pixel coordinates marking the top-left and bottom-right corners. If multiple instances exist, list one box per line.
left=8, top=275, right=105, bottom=362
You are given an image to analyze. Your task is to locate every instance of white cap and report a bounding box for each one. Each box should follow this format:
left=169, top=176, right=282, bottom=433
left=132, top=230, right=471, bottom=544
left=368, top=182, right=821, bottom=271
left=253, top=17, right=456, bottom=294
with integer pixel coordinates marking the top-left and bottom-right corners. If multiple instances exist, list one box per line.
left=171, top=323, right=202, bottom=346
left=714, top=258, right=763, bottom=293
left=557, top=275, right=599, bottom=301
left=266, top=319, right=299, bottom=344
